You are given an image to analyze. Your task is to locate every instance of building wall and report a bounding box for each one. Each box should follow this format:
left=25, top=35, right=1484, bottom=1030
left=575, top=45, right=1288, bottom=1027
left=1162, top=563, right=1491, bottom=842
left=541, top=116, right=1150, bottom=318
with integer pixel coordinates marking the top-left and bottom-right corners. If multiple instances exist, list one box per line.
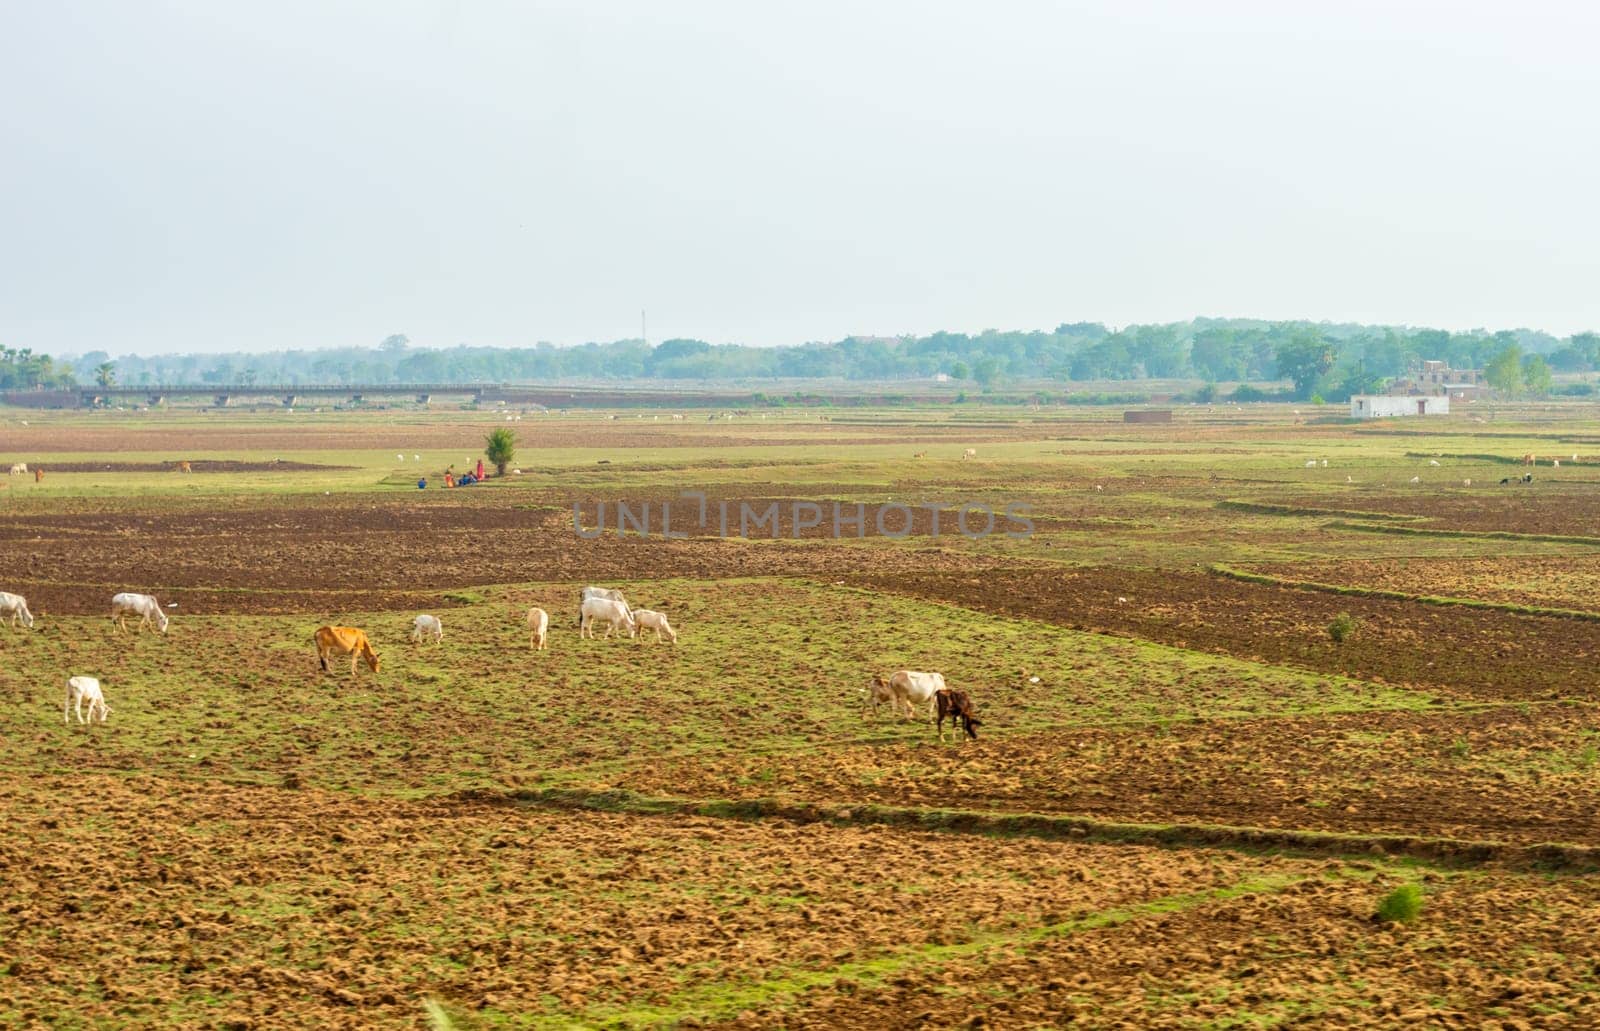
left=1349, top=395, right=1450, bottom=419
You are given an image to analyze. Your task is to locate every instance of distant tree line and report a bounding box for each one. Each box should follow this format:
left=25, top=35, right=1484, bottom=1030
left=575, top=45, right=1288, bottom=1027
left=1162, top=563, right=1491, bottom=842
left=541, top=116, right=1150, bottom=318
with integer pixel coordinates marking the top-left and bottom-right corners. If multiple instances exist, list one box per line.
left=0, top=346, right=76, bottom=390
left=27, top=320, right=1600, bottom=402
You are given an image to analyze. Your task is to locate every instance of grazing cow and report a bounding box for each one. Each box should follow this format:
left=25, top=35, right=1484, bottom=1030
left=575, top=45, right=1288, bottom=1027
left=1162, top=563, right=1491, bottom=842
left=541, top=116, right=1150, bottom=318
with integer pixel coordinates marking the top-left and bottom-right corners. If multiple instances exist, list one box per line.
left=860, top=675, right=897, bottom=720
left=579, top=597, right=635, bottom=639
left=1463, top=479, right=1472, bottom=487
left=1304, top=459, right=1316, bottom=468
left=410, top=614, right=443, bottom=645
left=527, top=606, right=549, bottom=650
left=64, top=675, right=109, bottom=723
left=1553, top=459, right=1561, bottom=468
left=1500, top=477, right=1510, bottom=485
left=934, top=688, right=981, bottom=742
left=1428, top=460, right=1440, bottom=466
left=962, top=448, right=976, bottom=460
left=579, top=586, right=629, bottom=627
left=1523, top=473, right=1534, bottom=484
left=8, top=463, right=25, bottom=476
left=64, top=676, right=110, bottom=724
left=877, top=670, right=947, bottom=722
left=33, top=468, right=42, bottom=483
left=0, top=591, right=35, bottom=629
left=111, top=592, right=169, bottom=634
left=913, top=451, right=927, bottom=459
left=632, top=609, right=677, bottom=644
left=314, top=626, right=380, bottom=675
left=177, top=461, right=192, bottom=474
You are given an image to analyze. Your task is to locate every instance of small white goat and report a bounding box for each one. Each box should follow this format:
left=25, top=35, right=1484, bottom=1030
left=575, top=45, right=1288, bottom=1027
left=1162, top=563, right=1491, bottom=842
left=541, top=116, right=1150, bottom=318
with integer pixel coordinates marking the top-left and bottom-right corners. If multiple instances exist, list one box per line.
left=410, top=614, right=443, bottom=644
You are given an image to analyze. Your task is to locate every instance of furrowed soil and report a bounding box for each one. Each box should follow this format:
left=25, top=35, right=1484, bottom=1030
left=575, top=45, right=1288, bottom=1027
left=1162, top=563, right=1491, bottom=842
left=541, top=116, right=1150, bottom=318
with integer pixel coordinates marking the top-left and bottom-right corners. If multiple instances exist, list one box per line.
left=851, top=566, right=1600, bottom=700
left=610, top=702, right=1600, bottom=848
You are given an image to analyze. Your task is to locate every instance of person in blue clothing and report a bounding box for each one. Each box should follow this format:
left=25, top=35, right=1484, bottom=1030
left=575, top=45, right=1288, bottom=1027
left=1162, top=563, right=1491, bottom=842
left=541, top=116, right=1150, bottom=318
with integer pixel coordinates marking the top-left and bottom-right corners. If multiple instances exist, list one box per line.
left=417, top=477, right=427, bottom=489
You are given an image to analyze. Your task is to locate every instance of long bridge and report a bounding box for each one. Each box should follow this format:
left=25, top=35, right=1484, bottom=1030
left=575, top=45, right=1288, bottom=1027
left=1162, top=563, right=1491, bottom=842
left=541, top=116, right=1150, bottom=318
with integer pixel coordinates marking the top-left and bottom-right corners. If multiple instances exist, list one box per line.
left=4, top=382, right=819, bottom=410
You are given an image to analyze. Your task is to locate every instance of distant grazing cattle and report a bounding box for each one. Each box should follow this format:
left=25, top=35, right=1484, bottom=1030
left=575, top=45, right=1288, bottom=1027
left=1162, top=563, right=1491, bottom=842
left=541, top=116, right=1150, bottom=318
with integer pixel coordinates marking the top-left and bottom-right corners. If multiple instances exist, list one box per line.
left=935, top=688, right=981, bottom=742
left=315, top=626, right=380, bottom=675
left=579, top=586, right=629, bottom=627
left=64, top=676, right=110, bottom=724
left=177, top=461, right=192, bottom=474
left=527, top=606, right=549, bottom=650
left=410, top=614, right=443, bottom=645
left=0, top=591, right=35, bottom=629
left=8, top=463, right=25, bottom=476
left=876, top=670, right=946, bottom=722
left=913, top=451, right=927, bottom=459
left=111, top=592, right=168, bottom=634
left=632, top=609, right=677, bottom=644
left=962, top=448, right=976, bottom=460
left=1304, top=460, right=1316, bottom=468
left=580, top=597, right=635, bottom=639
left=32, top=468, right=42, bottom=483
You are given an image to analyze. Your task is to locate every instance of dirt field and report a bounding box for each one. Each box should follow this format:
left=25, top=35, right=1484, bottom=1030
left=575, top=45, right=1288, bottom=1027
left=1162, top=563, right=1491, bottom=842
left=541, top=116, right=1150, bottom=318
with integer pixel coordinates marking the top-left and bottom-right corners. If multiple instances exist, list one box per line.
left=8, top=404, right=1600, bottom=1027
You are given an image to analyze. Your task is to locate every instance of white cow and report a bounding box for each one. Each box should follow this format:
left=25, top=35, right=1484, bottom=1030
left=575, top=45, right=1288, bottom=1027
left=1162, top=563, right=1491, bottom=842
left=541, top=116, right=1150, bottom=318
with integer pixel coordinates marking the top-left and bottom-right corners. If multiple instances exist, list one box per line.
left=962, top=448, right=976, bottom=460
left=8, top=463, right=25, bottom=476
left=410, top=614, right=443, bottom=644
left=527, top=606, right=549, bottom=650
left=64, top=676, right=110, bottom=724
left=579, top=586, right=629, bottom=627
left=631, top=609, right=677, bottom=644
left=111, top=592, right=169, bottom=634
left=0, top=591, right=34, bottom=629
left=580, top=597, right=635, bottom=639
left=874, top=670, right=947, bottom=722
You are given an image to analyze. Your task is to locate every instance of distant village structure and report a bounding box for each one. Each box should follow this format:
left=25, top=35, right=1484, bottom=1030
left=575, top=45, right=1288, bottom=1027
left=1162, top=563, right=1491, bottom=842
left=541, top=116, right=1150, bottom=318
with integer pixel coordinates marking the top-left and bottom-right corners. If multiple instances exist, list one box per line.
left=1348, top=359, right=1483, bottom=419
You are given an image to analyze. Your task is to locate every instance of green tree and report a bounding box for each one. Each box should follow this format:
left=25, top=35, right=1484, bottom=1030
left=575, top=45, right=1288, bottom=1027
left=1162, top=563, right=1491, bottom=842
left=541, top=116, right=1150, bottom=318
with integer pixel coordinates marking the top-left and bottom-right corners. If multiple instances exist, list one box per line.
left=971, top=356, right=1003, bottom=388
left=485, top=427, right=515, bottom=476
left=1485, top=344, right=1524, bottom=396
left=380, top=334, right=410, bottom=353
left=94, top=361, right=117, bottom=388
left=1521, top=354, right=1553, bottom=397
left=1273, top=330, right=1336, bottom=400
left=949, top=360, right=970, bottom=380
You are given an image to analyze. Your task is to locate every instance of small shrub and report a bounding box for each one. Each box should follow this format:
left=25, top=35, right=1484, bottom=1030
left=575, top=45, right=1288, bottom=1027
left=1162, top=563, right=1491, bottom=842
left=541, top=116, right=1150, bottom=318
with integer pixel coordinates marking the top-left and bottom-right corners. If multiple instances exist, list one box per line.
left=1375, top=883, right=1424, bottom=924
left=1328, top=612, right=1357, bottom=643
left=1448, top=736, right=1471, bottom=759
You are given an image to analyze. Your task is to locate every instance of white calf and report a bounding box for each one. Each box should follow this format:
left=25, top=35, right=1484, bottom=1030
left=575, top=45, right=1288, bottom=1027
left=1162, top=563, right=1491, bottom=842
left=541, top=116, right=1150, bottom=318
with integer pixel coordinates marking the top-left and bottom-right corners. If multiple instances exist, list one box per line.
left=8, top=463, right=25, bottom=476
left=64, top=676, right=110, bottom=724
left=632, top=609, right=677, bottom=644
left=0, top=591, right=34, bottom=629
left=527, top=606, right=549, bottom=650
left=410, top=614, right=443, bottom=644
left=580, top=597, right=635, bottom=639
left=111, top=592, right=169, bottom=634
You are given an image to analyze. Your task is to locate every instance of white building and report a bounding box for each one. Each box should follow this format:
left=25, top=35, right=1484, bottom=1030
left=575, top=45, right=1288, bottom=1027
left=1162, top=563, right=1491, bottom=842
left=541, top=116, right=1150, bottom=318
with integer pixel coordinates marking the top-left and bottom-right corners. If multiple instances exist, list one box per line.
left=1349, top=394, right=1450, bottom=419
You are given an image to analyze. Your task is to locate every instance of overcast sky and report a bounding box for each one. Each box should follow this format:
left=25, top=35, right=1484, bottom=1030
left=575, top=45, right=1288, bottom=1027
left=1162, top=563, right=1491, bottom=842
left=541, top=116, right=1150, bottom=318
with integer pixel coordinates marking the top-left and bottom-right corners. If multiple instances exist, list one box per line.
left=3, top=1, right=1597, bottom=355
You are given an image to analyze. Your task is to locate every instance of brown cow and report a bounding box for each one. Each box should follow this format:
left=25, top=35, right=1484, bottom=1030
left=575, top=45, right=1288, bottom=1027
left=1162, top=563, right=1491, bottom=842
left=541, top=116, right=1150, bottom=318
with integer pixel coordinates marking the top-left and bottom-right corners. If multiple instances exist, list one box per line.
left=314, top=626, right=380, bottom=676
left=934, top=688, right=981, bottom=742
left=178, top=461, right=192, bottom=474
left=33, top=467, right=42, bottom=483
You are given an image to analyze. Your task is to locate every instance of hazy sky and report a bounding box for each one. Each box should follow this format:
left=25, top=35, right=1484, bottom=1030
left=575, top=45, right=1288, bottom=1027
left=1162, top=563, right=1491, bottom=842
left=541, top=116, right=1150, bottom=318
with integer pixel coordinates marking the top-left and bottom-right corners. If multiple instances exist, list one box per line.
left=3, top=1, right=1598, bottom=355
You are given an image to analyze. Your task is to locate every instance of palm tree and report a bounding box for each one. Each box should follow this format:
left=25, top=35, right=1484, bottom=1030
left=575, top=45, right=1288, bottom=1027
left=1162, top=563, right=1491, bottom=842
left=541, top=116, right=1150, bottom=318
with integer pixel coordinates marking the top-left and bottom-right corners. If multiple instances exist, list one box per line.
left=94, top=362, right=116, bottom=388
left=485, top=428, right=515, bottom=477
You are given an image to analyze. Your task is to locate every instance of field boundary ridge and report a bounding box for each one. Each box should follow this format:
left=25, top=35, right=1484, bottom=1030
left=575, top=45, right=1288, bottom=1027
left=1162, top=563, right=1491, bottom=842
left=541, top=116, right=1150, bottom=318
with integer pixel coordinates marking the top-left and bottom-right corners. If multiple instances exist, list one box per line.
left=1208, top=564, right=1600, bottom=623
left=487, top=787, right=1600, bottom=872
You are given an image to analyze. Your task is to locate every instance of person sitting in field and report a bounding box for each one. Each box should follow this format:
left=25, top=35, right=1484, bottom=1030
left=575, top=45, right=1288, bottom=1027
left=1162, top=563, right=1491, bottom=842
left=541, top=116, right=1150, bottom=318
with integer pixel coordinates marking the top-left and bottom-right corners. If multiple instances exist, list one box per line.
left=459, top=473, right=476, bottom=486
left=444, top=471, right=455, bottom=488
left=417, top=477, right=427, bottom=489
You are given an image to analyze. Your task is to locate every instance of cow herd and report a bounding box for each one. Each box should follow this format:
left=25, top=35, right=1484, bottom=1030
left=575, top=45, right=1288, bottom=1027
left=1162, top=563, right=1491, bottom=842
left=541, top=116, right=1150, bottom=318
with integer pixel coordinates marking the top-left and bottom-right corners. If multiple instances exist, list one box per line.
left=6, top=582, right=980, bottom=743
